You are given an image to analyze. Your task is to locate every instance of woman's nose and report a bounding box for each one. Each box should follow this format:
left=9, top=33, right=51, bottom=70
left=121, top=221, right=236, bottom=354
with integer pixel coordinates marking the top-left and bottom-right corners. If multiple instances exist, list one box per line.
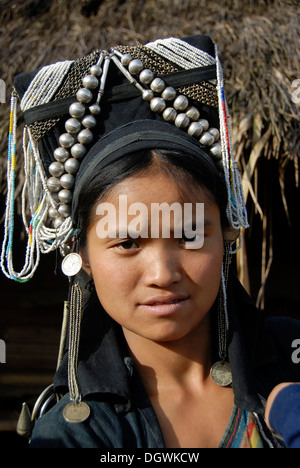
left=143, top=244, right=183, bottom=288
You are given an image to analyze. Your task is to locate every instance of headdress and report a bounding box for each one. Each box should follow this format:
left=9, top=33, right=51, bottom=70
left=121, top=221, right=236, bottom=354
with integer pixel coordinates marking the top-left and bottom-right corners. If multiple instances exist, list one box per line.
left=2, top=35, right=248, bottom=427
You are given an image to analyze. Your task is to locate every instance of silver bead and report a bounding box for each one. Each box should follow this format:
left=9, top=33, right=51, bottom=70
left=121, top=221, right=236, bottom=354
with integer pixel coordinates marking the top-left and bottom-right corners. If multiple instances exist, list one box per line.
left=175, top=113, right=190, bottom=129
left=90, top=64, right=102, bottom=76
left=162, top=107, right=177, bottom=122
left=49, top=161, right=64, bottom=178
left=161, top=87, right=177, bottom=101
left=48, top=207, right=59, bottom=219
left=58, top=204, right=71, bottom=218
left=65, top=118, right=81, bottom=134
left=82, top=74, right=99, bottom=90
left=121, top=54, right=132, bottom=66
left=150, top=97, right=166, bottom=113
left=139, top=69, right=154, bottom=84
left=173, top=95, right=189, bottom=111
left=60, top=173, right=75, bottom=189
left=82, top=115, right=97, bottom=129
left=142, top=89, right=154, bottom=102
left=89, top=103, right=101, bottom=115
left=64, top=158, right=80, bottom=175
left=199, top=119, right=209, bottom=131
left=47, top=177, right=61, bottom=193
left=76, top=88, right=93, bottom=104
left=71, top=143, right=87, bottom=159
left=54, top=147, right=69, bottom=163
left=128, top=59, right=143, bottom=75
left=58, top=189, right=72, bottom=204
left=209, top=128, right=220, bottom=142
left=199, top=131, right=214, bottom=146
left=69, top=102, right=85, bottom=118
left=187, top=121, right=204, bottom=138
left=59, top=133, right=75, bottom=148
left=150, top=77, right=165, bottom=93
left=210, top=142, right=222, bottom=157
left=186, top=106, right=200, bottom=121
left=52, top=216, right=65, bottom=229
left=78, top=128, right=93, bottom=145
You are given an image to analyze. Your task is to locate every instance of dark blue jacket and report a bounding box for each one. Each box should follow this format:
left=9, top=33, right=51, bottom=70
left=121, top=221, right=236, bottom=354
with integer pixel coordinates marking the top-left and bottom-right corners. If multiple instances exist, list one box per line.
left=30, top=278, right=300, bottom=448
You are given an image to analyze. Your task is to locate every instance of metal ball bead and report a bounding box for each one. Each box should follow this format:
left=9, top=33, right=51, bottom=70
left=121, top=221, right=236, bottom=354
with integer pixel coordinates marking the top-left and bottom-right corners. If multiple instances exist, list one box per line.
left=162, top=107, right=177, bottom=122
left=64, top=158, right=80, bottom=175
left=89, top=103, right=101, bottom=115
left=82, top=115, right=97, bottom=129
left=60, top=173, right=75, bottom=190
left=199, top=131, right=215, bottom=146
left=199, top=119, right=209, bottom=131
left=186, top=106, right=200, bottom=121
left=187, top=121, right=204, bottom=138
left=69, top=102, right=85, bottom=118
left=173, top=95, right=189, bottom=111
left=175, top=113, right=190, bottom=129
left=49, top=161, right=64, bottom=178
left=128, top=59, right=143, bottom=75
left=142, top=89, right=154, bottom=102
left=54, top=147, right=69, bottom=163
left=65, top=118, right=81, bottom=134
left=58, top=189, right=72, bottom=204
left=161, top=87, right=177, bottom=101
left=52, top=216, right=65, bottom=229
left=71, top=143, right=87, bottom=159
left=139, top=69, right=154, bottom=85
left=59, top=133, right=75, bottom=148
left=48, top=207, right=59, bottom=219
left=150, top=77, right=165, bottom=93
left=82, top=74, right=99, bottom=90
left=76, top=88, right=93, bottom=104
left=78, top=128, right=93, bottom=145
left=209, top=128, right=220, bottom=142
left=58, top=204, right=71, bottom=218
left=121, top=54, right=132, bottom=66
left=47, top=177, right=61, bottom=193
left=150, top=97, right=166, bottom=113
left=90, top=64, right=102, bottom=76
left=210, top=142, right=222, bottom=157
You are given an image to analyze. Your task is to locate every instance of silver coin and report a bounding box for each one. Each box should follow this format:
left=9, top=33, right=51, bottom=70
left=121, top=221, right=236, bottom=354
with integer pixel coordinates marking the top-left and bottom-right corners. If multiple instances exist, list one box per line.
left=210, top=361, right=232, bottom=387
left=63, top=402, right=90, bottom=423
left=61, top=253, right=82, bottom=276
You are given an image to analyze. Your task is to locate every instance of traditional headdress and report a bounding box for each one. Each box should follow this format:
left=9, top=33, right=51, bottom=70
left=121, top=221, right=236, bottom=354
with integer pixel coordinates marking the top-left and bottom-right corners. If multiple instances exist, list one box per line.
left=2, top=35, right=248, bottom=427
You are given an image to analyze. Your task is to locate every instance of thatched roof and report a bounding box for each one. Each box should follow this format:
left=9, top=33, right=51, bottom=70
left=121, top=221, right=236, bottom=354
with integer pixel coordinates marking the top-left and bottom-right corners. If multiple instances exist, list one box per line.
left=0, top=0, right=299, bottom=307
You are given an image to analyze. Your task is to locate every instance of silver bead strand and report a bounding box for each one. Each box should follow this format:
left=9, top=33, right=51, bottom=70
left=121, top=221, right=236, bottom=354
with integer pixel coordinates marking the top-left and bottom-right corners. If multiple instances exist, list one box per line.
left=112, top=49, right=222, bottom=161
left=47, top=52, right=107, bottom=226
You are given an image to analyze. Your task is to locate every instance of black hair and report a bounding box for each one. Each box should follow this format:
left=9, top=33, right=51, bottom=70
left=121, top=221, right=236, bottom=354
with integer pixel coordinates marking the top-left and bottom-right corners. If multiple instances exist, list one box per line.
left=77, top=149, right=228, bottom=248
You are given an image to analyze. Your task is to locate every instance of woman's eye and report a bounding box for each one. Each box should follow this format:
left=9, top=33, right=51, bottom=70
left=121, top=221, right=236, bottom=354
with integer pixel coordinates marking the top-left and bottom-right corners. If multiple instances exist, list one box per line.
left=115, top=240, right=140, bottom=251
left=179, top=232, right=204, bottom=248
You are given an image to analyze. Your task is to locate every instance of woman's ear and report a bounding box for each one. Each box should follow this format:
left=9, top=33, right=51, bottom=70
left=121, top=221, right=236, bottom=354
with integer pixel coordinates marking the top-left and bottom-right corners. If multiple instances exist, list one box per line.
left=223, top=226, right=240, bottom=243
left=80, top=248, right=92, bottom=277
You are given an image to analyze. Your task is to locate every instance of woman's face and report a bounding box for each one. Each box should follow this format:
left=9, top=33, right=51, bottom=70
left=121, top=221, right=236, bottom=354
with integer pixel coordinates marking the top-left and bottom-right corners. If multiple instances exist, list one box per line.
left=81, top=170, right=224, bottom=343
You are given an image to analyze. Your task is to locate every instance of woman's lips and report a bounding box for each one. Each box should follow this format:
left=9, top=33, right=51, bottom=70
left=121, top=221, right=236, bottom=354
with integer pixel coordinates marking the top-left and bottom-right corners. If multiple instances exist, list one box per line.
left=138, top=295, right=189, bottom=316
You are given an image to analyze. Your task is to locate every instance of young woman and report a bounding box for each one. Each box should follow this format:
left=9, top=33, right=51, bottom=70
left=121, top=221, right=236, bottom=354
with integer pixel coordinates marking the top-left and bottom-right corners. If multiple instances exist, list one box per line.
left=3, top=35, right=300, bottom=448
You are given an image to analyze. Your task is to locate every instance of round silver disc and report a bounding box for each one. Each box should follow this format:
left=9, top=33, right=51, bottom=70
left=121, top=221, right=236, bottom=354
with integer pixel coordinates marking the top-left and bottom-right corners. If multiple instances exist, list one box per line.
left=63, top=402, right=90, bottom=423
left=61, top=253, right=82, bottom=277
left=210, top=361, right=232, bottom=387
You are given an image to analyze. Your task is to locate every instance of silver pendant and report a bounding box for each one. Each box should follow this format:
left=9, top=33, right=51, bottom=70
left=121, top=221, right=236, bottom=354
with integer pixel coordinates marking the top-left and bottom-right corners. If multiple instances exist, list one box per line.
left=61, top=253, right=82, bottom=276
left=210, top=361, right=232, bottom=387
left=63, top=401, right=90, bottom=423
